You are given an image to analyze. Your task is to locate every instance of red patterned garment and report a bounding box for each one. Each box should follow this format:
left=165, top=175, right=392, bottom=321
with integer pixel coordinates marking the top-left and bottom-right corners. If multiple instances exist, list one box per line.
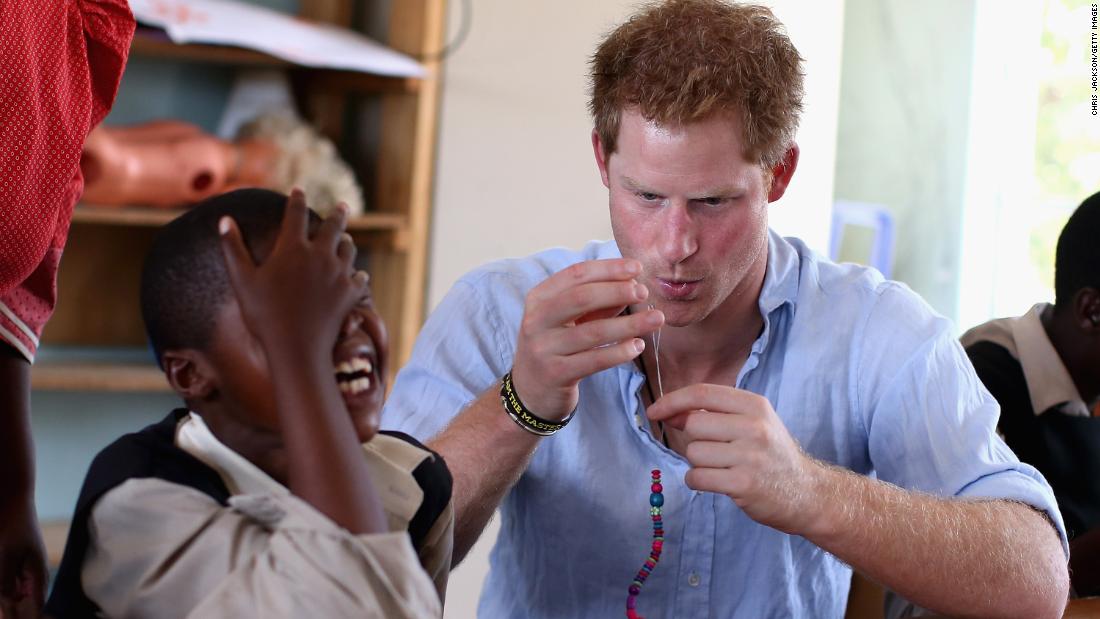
left=0, top=0, right=134, bottom=361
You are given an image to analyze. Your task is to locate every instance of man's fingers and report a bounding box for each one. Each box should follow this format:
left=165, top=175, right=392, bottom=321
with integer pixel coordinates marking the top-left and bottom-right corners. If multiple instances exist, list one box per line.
left=316, top=202, right=349, bottom=252
left=662, top=408, right=763, bottom=446
left=533, top=280, right=648, bottom=328
left=662, top=409, right=736, bottom=441
left=684, top=466, right=743, bottom=497
left=647, top=384, right=765, bottom=422
left=218, top=216, right=256, bottom=287
left=551, top=337, right=646, bottom=384
left=684, top=439, right=740, bottom=469
left=543, top=308, right=663, bottom=355
left=532, top=259, right=642, bottom=300
left=661, top=411, right=691, bottom=432
left=275, top=187, right=310, bottom=247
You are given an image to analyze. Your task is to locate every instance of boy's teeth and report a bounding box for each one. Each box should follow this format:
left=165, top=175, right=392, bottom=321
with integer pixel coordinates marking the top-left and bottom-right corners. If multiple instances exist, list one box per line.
left=349, top=357, right=372, bottom=373
left=337, top=376, right=373, bottom=396
left=351, top=376, right=371, bottom=394
left=336, top=357, right=373, bottom=376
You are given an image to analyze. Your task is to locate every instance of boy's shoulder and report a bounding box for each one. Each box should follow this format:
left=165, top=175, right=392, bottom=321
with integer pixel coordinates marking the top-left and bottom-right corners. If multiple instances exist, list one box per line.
left=82, top=409, right=231, bottom=509
left=371, top=431, right=453, bottom=544
left=45, top=409, right=231, bottom=618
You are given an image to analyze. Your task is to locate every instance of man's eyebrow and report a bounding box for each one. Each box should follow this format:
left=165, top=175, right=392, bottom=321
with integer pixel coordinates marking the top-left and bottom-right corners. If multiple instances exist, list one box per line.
left=620, top=175, right=743, bottom=197
left=621, top=175, right=649, bottom=192
left=688, top=186, right=741, bottom=198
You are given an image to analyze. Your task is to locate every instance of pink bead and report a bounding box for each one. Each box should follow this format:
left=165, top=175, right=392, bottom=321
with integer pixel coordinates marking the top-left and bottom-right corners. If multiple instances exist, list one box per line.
left=651, top=483, right=663, bottom=493
left=653, top=540, right=663, bottom=550
left=651, top=469, right=660, bottom=476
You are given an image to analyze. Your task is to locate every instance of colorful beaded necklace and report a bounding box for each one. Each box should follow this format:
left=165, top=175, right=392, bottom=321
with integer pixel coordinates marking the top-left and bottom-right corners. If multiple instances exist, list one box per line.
left=626, top=469, right=665, bottom=619
left=626, top=311, right=666, bottom=619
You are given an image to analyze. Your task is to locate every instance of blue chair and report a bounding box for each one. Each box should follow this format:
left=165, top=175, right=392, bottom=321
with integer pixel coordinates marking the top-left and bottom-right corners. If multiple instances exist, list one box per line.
left=829, top=200, right=896, bottom=278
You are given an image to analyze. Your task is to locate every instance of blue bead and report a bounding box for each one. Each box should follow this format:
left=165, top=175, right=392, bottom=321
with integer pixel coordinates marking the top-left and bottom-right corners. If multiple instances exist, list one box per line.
left=650, top=493, right=664, bottom=507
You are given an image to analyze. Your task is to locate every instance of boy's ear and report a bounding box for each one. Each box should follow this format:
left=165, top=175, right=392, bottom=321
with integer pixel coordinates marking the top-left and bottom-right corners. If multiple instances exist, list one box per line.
left=1072, top=287, right=1100, bottom=331
left=161, top=349, right=216, bottom=400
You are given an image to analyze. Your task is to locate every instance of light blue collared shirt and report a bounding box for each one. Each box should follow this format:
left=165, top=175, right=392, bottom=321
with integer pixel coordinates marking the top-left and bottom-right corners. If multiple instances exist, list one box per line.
left=382, top=231, right=1067, bottom=618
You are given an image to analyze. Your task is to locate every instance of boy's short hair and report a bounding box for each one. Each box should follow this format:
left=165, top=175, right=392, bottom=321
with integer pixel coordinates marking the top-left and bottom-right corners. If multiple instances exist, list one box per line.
left=140, top=188, right=317, bottom=365
left=1054, top=190, right=1100, bottom=308
left=588, top=0, right=804, bottom=168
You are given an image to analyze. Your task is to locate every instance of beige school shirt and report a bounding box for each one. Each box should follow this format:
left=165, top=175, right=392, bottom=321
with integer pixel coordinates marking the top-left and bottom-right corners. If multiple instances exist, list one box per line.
left=81, top=413, right=453, bottom=619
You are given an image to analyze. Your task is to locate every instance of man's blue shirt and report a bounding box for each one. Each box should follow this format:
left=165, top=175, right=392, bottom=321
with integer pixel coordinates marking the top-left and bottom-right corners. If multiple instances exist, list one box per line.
left=382, top=231, right=1067, bottom=618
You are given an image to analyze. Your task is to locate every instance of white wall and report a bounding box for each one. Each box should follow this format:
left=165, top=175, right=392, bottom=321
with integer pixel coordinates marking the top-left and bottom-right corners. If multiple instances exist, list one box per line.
left=428, top=1, right=846, bottom=616
left=832, top=0, right=979, bottom=322
left=764, top=1, right=846, bottom=254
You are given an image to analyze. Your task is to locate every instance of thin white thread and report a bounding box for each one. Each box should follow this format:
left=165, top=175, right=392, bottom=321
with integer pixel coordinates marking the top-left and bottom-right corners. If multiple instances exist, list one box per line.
left=648, top=304, right=669, bottom=447
left=648, top=304, right=664, bottom=399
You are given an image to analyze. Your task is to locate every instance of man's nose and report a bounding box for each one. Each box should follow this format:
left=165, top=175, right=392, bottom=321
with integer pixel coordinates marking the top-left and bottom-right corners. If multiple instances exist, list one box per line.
left=658, top=202, right=698, bottom=265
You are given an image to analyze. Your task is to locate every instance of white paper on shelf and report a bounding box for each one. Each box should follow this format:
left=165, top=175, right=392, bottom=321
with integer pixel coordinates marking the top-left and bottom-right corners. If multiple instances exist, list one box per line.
left=128, top=0, right=426, bottom=78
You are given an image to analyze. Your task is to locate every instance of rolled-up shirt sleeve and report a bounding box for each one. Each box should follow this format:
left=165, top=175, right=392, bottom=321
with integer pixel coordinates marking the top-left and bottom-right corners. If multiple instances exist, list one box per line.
left=858, top=282, right=1069, bottom=557
left=83, top=478, right=442, bottom=618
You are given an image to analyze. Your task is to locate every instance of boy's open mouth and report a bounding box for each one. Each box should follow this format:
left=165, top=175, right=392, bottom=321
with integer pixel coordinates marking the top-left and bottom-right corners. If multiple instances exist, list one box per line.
left=335, top=354, right=374, bottom=396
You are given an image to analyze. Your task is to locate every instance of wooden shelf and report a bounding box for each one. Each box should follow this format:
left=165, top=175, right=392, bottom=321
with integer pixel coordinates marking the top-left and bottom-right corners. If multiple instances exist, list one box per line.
left=131, top=28, right=420, bottom=94
left=42, top=520, right=69, bottom=568
left=46, top=0, right=443, bottom=383
left=73, top=204, right=408, bottom=233
left=132, top=27, right=286, bottom=67
left=32, top=362, right=170, bottom=393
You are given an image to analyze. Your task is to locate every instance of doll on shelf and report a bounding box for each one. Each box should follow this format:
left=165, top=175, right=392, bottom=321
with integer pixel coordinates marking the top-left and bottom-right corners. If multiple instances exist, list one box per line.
left=79, top=113, right=364, bottom=216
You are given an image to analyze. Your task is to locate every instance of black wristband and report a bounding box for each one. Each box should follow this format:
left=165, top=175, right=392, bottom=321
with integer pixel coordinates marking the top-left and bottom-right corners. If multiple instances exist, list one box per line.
left=499, top=370, right=575, bottom=436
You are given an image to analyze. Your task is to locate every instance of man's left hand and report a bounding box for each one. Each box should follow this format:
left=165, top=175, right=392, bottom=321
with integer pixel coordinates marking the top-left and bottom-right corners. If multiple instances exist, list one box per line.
left=647, top=384, right=823, bottom=535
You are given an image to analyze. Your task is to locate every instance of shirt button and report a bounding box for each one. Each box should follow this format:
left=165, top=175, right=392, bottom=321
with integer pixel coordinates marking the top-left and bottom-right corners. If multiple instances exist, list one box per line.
left=688, top=572, right=701, bottom=587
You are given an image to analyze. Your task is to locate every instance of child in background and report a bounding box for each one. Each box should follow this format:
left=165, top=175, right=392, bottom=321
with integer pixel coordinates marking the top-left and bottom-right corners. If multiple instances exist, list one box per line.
left=45, top=189, right=452, bottom=618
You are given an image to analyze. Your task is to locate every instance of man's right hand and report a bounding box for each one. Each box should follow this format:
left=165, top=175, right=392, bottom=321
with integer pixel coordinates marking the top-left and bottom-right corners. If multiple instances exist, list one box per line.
left=510, top=258, right=664, bottom=420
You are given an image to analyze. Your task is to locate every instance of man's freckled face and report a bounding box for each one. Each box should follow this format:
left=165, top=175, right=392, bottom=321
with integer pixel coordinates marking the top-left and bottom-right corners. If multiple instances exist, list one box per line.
left=603, top=110, right=771, bottom=327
